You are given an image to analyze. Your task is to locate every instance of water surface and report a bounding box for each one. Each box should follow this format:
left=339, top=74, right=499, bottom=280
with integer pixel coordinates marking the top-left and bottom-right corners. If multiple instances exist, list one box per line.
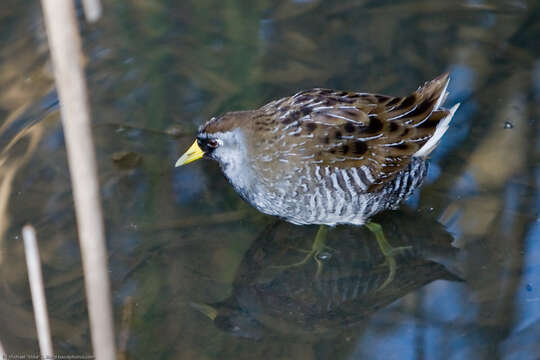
left=0, top=0, right=539, bottom=359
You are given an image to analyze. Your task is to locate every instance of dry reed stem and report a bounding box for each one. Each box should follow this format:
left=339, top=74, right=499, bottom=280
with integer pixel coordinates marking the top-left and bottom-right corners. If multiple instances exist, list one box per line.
left=39, top=1, right=116, bottom=359
left=0, top=340, right=6, bottom=358
left=22, top=225, right=53, bottom=358
left=117, top=296, right=134, bottom=360
left=82, top=0, right=102, bottom=22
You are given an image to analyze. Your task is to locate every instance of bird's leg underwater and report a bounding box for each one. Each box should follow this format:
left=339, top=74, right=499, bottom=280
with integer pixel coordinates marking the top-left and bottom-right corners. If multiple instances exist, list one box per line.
left=271, top=225, right=333, bottom=278
left=365, top=221, right=412, bottom=291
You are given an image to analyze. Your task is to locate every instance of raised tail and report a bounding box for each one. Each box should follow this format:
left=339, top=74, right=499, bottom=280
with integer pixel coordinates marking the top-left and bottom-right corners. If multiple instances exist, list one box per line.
left=414, top=102, right=460, bottom=158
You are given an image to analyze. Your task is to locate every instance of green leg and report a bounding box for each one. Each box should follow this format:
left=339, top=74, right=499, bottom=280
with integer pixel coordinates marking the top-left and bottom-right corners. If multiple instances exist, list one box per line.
left=365, top=221, right=411, bottom=291
left=271, top=225, right=332, bottom=278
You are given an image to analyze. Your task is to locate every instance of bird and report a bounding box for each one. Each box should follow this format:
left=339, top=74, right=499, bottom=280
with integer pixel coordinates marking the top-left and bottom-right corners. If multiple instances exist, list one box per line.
left=176, top=73, right=460, bottom=282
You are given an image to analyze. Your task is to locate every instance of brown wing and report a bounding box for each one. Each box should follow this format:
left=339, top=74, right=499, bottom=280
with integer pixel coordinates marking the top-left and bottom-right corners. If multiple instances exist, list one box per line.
left=262, top=73, right=452, bottom=191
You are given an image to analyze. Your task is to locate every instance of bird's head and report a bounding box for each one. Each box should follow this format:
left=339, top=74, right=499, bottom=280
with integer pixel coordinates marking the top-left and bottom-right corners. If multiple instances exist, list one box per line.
left=175, top=111, right=254, bottom=169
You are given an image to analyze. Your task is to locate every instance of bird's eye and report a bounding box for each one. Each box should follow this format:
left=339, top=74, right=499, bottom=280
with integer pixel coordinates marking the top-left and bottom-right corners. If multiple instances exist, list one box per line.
left=207, top=139, right=219, bottom=148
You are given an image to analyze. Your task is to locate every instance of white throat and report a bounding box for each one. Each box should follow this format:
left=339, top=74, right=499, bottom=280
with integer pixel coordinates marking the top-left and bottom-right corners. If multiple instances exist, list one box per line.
left=212, top=129, right=255, bottom=197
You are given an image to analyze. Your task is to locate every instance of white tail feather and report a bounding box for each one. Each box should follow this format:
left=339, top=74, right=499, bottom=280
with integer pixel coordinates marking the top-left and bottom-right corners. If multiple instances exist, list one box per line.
left=414, top=102, right=460, bottom=158
left=433, top=77, right=450, bottom=111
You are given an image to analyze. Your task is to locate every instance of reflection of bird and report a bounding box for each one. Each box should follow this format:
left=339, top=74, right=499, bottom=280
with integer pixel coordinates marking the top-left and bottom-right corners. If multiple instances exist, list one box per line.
left=176, top=73, right=459, bottom=226
left=193, top=211, right=463, bottom=340
left=176, top=74, right=460, bottom=286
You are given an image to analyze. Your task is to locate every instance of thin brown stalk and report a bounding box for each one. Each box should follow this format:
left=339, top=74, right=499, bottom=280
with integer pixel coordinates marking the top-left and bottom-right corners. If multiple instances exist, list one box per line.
left=39, top=1, right=116, bottom=359
left=22, top=225, right=53, bottom=358
left=117, top=296, right=134, bottom=360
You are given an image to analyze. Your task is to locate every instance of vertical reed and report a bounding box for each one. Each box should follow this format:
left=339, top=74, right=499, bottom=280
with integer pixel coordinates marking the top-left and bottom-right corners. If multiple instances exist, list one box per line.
left=0, top=339, right=6, bottom=358
left=39, top=0, right=115, bottom=359
left=22, top=225, right=53, bottom=359
left=82, top=0, right=102, bottom=23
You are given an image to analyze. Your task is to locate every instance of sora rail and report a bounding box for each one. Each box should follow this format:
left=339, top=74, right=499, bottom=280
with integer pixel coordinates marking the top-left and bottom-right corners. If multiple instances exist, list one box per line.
left=176, top=73, right=459, bottom=226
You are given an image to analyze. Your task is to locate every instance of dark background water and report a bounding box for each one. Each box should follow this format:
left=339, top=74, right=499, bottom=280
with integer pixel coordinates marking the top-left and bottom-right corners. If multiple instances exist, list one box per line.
left=0, top=0, right=539, bottom=359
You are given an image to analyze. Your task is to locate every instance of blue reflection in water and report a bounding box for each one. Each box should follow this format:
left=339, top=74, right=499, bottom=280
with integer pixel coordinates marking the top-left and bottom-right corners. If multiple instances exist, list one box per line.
left=422, top=64, right=475, bottom=193
left=424, top=281, right=475, bottom=359
left=451, top=170, right=479, bottom=197
left=259, top=19, right=275, bottom=45
left=172, top=165, right=208, bottom=204
left=353, top=306, right=415, bottom=359
left=506, top=171, right=540, bottom=356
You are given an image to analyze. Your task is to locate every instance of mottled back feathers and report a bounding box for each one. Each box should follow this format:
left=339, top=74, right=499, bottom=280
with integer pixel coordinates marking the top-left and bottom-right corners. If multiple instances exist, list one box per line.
left=218, top=73, right=457, bottom=192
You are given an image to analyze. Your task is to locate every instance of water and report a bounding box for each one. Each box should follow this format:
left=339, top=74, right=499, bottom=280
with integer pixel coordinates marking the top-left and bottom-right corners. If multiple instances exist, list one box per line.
left=0, top=0, right=539, bottom=359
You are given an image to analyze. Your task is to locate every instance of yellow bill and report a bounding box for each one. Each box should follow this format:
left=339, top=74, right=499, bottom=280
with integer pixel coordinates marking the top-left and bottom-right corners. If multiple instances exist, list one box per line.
left=175, top=140, right=204, bottom=167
